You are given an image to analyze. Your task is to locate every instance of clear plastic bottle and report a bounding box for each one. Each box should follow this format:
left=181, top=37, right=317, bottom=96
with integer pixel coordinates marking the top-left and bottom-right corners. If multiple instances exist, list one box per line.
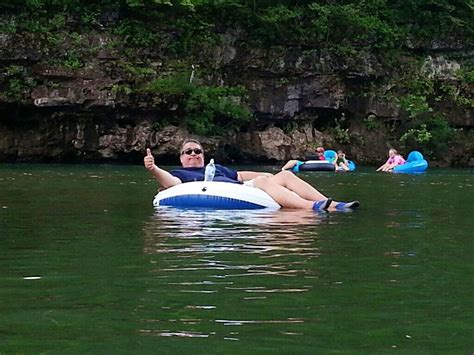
left=204, top=158, right=216, bottom=182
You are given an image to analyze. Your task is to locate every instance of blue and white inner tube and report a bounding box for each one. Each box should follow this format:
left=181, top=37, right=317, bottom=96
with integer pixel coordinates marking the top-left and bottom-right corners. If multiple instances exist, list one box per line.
left=153, top=181, right=281, bottom=210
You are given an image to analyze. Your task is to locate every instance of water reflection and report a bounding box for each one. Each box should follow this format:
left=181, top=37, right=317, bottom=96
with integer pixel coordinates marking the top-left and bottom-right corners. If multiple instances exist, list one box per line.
left=143, top=207, right=330, bottom=256
left=152, top=206, right=330, bottom=227
left=139, top=208, right=329, bottom=340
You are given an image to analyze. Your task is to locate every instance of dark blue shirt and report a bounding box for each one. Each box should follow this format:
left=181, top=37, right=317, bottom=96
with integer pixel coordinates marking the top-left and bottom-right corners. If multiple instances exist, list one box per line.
left=170, top=164, right=240, bottom=184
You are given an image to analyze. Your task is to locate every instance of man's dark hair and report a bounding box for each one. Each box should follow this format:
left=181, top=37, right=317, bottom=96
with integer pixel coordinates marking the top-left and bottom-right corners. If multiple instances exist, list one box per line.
left=180, top=138, right=203, bottom=152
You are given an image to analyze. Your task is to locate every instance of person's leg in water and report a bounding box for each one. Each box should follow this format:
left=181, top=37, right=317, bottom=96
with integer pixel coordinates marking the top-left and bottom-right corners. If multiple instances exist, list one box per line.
left=252, top=174, right=331, bottom=211
left=262, top=170, right=359, bottom=211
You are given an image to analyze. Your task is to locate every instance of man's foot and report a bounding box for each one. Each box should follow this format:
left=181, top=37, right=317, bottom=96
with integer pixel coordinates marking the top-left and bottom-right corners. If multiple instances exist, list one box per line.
left=335, top=201, right=360, bottom=210
left=313, top=198, right=332, bottom=211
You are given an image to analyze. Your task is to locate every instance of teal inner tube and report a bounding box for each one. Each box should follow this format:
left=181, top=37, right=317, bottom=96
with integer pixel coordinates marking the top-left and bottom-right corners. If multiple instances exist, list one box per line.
left=393, top=151, right=428, bottom=174
left=325, top=150, right=357, bottom=171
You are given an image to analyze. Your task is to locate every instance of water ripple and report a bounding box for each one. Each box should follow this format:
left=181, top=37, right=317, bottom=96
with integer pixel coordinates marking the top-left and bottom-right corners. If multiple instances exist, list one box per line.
left=138, top=207, right=322, bottom=339
left=143, top=208, right=327, bottom=256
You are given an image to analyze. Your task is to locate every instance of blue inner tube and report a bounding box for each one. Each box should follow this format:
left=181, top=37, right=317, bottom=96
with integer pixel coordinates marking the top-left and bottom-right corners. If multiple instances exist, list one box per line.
left=159, top=194, right=265, bottom=209
left=324, top=150, right=337, bottom=162
left=393, top=151, right=428, bottom=174
left=326, top=150, right=357, bottom=171
left=347, top=160, right=356, bottom=171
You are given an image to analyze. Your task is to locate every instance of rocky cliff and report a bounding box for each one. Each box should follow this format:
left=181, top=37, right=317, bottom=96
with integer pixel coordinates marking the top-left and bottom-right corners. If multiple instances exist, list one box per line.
left=0, top=6, right=473, bottom=167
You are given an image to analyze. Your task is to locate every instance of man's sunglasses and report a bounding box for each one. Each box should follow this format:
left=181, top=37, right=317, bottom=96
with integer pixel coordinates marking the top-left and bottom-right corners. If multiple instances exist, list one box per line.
left=181, top=148, right=203, bottom=155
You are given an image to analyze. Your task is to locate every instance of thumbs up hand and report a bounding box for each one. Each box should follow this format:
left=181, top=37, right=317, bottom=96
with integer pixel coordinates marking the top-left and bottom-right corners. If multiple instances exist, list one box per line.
left=144, top=148, right=155, bottom=171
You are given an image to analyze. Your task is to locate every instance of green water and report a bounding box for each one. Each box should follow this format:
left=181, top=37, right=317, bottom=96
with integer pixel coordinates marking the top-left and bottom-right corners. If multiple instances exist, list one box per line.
left=1, top=164, right=473, bottom=353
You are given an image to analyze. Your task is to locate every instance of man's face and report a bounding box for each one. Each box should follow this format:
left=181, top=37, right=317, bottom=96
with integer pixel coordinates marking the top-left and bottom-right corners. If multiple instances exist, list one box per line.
left=180, top=142, right=205, bottom=168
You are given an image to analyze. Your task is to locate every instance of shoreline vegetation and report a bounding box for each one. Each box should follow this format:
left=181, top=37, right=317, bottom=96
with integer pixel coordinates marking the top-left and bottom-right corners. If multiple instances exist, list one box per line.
left=0, top=1, right=473, bottom=166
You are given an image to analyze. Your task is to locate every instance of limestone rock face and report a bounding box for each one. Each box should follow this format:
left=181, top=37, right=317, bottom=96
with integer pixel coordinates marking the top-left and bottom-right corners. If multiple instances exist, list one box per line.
left=97, top=121, right=152, bottom=159
left=250, top=76, right=346, bottom=119
left=0, top=19, right=472, bottom=166
left=422, top=55, right=462, bottom=80
left=231, top=125, right=325, bottom=162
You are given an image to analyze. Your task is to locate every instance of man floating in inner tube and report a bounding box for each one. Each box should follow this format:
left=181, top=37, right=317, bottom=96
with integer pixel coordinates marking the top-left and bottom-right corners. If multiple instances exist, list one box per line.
left=144, top=138, right=359, bottom=211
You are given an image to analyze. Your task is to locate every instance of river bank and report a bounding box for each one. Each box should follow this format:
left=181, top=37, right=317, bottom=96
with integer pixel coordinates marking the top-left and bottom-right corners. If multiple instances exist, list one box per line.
left=1, top=2, right=473, bottom=166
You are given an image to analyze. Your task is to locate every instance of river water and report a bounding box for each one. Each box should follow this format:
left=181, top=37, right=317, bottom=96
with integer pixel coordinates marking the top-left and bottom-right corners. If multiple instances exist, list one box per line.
left=0, top=164, right=473, bottom=353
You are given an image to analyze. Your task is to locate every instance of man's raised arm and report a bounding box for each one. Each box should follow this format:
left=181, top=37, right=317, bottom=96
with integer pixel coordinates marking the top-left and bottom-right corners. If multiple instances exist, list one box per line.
left=144, top=148, right=182, bottom=188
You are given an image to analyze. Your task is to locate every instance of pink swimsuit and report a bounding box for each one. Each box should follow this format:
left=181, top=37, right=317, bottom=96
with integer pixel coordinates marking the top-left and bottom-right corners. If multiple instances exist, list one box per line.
left=386, top=155, right=406, bottom=165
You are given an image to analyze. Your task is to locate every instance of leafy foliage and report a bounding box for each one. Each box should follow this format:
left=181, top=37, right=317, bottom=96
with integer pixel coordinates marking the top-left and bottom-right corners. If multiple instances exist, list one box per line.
left=143, top=74, right=252, bottom=135
left=0, top=0, right=472, bottom=143
left=2, top=65, right=37, bottom=100
left=398, top=94, right=432, bottom=118
left=112, top=20, right=161, bottom=47
left=400, top=115, right=455, bottom=157
left=364, top=114, right=381, bottom=131
left=330, top=114, right=351, bottom=144
left=400, top=124, right=432, bottom=144
left=3, top=0, right=472, bottom=51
